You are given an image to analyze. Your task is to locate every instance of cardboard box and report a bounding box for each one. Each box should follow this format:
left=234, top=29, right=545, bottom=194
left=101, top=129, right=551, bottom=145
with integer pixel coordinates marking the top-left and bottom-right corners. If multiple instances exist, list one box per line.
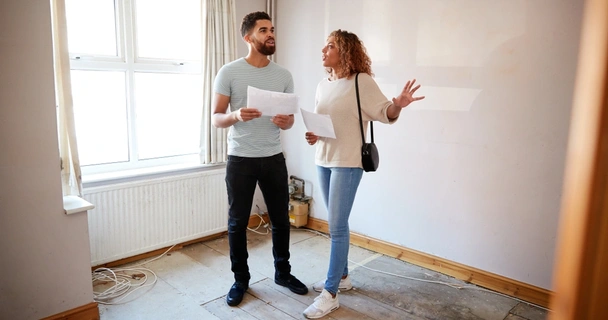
left=289, top=200, right=309, bottom=227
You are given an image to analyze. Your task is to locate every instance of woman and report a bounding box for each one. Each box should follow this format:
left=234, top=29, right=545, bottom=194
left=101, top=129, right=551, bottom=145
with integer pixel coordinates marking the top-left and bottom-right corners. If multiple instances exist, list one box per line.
left=302, top=29, right=425, bottom=319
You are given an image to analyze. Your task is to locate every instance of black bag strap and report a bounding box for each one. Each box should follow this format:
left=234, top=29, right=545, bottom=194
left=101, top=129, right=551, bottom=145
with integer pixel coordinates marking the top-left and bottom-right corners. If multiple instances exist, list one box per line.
left=355, top=73, right=374, bottom=145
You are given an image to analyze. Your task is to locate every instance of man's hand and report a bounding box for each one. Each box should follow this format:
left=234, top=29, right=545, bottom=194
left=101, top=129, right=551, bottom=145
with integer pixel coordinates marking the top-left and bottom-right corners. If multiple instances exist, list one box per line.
left=271, top=114, right=294, bottom=130
left=235, top=108, right=262, bottom=122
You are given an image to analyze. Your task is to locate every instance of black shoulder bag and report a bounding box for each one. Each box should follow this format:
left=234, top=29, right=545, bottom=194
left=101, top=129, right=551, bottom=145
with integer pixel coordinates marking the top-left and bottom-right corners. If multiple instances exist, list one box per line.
left=355, top=73, right=379, bottom=172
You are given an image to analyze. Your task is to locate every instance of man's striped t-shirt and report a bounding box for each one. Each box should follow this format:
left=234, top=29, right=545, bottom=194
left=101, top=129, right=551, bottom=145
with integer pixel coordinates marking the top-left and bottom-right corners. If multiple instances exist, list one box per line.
left=214, top=58, right=294, bottom=158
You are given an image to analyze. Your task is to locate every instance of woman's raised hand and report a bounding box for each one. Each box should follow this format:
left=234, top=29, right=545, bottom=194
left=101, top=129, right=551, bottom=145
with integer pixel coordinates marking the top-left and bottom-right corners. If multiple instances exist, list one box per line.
left=392, top=79, right=425, bottom=108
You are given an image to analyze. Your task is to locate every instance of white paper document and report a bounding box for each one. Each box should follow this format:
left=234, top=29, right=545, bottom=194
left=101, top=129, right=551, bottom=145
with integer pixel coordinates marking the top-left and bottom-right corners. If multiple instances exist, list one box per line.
left=246, top=86, right=299, bottom=116
left=300, top=108, right=336, bottom=139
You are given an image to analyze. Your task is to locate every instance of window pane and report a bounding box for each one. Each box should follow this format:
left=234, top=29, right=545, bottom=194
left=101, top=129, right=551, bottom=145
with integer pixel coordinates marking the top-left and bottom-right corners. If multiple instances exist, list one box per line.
left=134, top=0, right=201, bottom=61
left=65, top=0, right=118, bottom=56
left=134, top=73, right=202, bottom=160
left=71, top=70, right=129, bottom=166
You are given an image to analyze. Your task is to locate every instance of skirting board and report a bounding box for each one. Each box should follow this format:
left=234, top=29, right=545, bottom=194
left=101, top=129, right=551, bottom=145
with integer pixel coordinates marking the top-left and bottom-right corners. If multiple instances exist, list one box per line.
left=93, top=213, right=266, bottom=270
left=92, top=232, right=227, bottom=270
left=41, top=302, right=99, bottom=320
left=305, top=217, right=553, bottom=309
left=92, top=214, right=264, bottom=270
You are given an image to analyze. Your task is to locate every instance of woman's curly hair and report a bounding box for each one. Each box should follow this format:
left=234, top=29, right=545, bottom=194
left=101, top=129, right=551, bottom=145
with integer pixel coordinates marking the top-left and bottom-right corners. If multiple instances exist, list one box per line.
left=327, top=29, right=373, bottom=78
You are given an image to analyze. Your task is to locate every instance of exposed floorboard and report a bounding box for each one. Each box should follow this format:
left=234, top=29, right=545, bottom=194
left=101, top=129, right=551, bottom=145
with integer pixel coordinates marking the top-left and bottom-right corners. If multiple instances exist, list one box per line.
left=97, top=227, right=548, bottom=320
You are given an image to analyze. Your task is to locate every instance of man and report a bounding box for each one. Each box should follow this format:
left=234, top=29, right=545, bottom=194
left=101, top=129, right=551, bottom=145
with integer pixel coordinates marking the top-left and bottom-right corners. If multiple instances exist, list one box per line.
left=212, top=11, right=308, bottom=307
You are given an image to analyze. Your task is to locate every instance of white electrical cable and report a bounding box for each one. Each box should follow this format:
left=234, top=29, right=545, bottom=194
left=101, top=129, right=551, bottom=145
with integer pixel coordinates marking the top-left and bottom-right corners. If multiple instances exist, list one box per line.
left=347, top=259, right=549, bottom=311
left=94, top=205, right=269, bottom=303
left=92, top=244, right=176, bottom=305
left=295, top=228, right=550, bottom=312
left=247, top=205, right=269, bottom=235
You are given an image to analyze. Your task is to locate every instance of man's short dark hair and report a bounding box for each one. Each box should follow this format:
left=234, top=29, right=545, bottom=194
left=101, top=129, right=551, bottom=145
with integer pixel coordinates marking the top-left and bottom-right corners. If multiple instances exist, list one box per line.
left=241, top=11, right=271, bottom=37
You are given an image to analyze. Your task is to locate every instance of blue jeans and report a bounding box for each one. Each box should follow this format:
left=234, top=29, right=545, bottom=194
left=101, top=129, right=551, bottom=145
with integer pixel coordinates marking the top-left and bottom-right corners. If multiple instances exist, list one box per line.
left=317, top=166, right=363, bottom=295
left=225, top=153, right=291, bottom=284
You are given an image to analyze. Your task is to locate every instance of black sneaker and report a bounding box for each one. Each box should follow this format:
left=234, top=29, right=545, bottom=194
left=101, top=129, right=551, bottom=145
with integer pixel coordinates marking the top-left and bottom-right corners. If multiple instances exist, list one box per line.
left=275, top=273, right=309, bottom=295
left=226, top=282, right=248, bottom=306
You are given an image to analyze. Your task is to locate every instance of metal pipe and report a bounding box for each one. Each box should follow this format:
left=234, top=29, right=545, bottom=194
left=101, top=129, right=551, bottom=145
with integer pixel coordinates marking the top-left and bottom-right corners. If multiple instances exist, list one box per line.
left=289, top=175, right=305, bottom=198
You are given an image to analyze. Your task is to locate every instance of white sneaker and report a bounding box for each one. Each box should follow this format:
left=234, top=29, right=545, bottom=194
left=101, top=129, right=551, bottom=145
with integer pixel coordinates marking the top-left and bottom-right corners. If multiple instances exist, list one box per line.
left=303, top=289, right=339, bottom=319
left=312, top=275, right=353, bottom=292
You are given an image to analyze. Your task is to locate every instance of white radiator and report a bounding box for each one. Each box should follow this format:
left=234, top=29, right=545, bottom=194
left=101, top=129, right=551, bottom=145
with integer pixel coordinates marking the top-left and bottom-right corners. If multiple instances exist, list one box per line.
left=84, top=168, right=228, bottom=266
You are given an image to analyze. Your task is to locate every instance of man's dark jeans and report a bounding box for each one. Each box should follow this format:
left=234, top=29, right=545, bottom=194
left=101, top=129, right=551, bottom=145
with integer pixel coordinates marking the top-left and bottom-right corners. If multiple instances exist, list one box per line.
left=225, top=153, right=291, bottom=284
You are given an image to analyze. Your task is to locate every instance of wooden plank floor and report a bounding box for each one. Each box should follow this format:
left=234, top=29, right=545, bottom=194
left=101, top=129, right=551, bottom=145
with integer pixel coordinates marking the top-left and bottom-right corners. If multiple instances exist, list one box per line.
left=97, top=228, right=549, bottom=320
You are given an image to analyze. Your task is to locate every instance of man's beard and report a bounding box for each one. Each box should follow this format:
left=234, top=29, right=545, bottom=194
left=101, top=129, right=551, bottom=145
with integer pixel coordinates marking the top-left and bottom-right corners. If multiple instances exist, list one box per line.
left=253, top=38, right=276, bottom=56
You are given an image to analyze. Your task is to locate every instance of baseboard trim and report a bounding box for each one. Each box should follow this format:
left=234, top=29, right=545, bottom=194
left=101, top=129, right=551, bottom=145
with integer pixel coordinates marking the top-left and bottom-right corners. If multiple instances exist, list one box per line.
left=41, top=302, right=99, bottom=320
left=305, top=217, right=552, bottom=309
left=92, top=213, right=268, bottom=270
left=92, top=213, right=265, bottom=270
left=92, top=231, right=228, bottom=270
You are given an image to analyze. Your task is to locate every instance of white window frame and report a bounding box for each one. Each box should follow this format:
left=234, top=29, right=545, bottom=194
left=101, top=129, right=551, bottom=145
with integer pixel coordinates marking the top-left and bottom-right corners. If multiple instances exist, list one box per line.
left=68, top=0, right=204, bottom=178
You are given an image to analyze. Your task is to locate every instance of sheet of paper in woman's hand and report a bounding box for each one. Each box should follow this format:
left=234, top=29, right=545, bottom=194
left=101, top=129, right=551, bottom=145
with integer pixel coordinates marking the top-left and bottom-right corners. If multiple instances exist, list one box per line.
left=300, top=108, right=336, bottom=139
left=247, top=86, right=299, bottom=116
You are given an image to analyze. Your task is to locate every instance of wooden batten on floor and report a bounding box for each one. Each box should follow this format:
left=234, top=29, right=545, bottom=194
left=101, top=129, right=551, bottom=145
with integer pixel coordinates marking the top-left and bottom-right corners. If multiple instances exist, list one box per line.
left=305, top=217, right=552, bottom=309
left=41, top=302, right=99, bottom=320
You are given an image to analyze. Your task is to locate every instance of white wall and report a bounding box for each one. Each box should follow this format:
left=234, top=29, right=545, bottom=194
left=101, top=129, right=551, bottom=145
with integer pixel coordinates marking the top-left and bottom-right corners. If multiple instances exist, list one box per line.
left=277, top=0, right=583, bottom=290
left=235, top=0, right=266, bottom=58
left=0, top=1, right=94, bottom=319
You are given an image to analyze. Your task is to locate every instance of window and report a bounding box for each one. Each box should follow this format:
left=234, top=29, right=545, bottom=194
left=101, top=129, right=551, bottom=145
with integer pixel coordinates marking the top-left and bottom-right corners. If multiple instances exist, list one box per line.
left=65, top=0, right=203, bottom=176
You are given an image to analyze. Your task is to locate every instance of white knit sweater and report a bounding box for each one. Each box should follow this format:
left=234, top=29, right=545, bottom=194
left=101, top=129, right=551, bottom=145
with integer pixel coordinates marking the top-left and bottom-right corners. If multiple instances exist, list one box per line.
left=314, top=73, right=397, bottom=168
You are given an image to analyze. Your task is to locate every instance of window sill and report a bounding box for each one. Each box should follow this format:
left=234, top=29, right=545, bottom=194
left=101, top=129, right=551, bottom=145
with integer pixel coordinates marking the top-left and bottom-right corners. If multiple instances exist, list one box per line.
left=63, top=195, right=95, bottom=215
left=82, top=162, right=226, bottom=189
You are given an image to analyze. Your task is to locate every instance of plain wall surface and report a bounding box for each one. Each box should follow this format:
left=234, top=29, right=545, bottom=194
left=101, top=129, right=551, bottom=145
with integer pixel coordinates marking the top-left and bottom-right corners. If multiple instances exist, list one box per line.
left=277, top=0, right=583, bottom=289
left=0, top=0, right=94, bottom=319
left=235, top=0, right=266, bottom=58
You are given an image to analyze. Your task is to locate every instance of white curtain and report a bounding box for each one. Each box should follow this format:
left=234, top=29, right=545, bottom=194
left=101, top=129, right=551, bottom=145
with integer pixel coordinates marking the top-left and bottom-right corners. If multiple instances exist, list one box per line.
left=51, top=0, right=82, bottom=196
left=200, top=0, right=238, bottom=164
left=266, top=0, right=276, bottom=62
